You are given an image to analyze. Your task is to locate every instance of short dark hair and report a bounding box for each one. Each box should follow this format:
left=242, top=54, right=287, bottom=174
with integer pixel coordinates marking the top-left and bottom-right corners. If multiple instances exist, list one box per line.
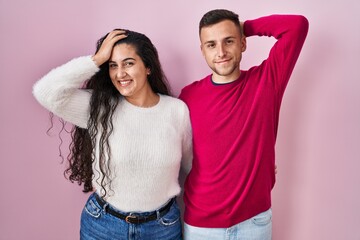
left=199, top=9, right=241, bottom=35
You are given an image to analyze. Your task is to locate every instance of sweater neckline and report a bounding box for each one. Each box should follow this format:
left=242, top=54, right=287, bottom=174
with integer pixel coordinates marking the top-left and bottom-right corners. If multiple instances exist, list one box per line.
left=121, top=94, right=163, bottom=112
left=210, top=70, right=245, bottom=86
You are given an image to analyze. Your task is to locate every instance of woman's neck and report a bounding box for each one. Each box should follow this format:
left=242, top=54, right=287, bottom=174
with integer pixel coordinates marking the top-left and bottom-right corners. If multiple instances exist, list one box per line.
left=125, top=91, right=160, bottom=108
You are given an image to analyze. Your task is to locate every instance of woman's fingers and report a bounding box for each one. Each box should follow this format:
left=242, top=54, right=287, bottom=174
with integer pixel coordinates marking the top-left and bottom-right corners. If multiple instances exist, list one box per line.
left=92, top=30, right=128, bottom=66
left=108, top=29, right=127, bottom=39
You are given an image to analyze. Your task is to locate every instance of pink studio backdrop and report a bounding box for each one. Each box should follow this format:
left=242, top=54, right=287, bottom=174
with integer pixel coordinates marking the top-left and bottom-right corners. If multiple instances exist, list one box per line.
left=1, top=0, right=359, bottom=239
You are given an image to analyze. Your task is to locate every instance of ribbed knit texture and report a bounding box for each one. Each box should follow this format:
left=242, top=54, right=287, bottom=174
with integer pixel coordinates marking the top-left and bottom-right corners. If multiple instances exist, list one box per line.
left=33, top=56, right=192, bottom=212
left=179, top=15, right=308, bottom=227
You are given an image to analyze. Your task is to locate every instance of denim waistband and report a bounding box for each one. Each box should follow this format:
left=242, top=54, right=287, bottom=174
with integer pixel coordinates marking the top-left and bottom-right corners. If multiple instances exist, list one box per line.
left=93, top=193, right=175, bottom=224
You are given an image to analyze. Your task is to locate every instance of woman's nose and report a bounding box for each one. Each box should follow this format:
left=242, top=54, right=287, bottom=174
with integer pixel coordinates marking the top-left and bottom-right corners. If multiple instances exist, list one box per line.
left=116, top=69, right=127, bottom=78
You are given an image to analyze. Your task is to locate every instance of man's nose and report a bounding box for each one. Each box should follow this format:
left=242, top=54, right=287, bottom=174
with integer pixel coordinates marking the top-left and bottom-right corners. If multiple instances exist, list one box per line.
left=217, top=43, right=226, bottom=58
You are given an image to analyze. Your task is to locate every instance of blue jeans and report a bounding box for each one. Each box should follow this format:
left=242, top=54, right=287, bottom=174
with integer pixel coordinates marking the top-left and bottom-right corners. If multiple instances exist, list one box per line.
left=80, top=192, right=182, bottom=240
left=184, top=208, right=272, bottom=240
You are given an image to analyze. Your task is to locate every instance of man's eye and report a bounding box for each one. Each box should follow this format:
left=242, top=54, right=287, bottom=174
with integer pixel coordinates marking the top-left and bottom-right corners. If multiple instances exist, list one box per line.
left=207, top=44, right=215, bottom=49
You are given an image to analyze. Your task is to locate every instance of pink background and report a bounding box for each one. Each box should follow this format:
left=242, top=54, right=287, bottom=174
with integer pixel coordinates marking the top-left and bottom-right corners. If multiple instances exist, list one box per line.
left=1, top=0, right=359, bottom=239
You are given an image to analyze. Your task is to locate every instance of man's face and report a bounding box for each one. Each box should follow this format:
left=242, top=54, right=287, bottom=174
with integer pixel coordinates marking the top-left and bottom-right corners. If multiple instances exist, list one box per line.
left=200, top=20, right=246, bottom=83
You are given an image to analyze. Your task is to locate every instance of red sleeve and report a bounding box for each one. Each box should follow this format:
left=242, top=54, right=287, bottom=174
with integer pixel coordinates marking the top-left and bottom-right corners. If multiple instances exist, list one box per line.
left=244, top=15, right=309, bottom=94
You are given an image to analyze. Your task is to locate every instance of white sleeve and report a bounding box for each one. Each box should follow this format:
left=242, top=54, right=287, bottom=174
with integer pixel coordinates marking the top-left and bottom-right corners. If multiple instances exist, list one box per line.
left=33, top=56, right=99, bottom=128
left=181, top=105, right=193, bottom=174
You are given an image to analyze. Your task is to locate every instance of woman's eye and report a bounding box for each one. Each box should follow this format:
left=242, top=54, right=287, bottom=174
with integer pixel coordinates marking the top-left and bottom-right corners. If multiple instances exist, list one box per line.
left=124, top=62, right=134, bottom=67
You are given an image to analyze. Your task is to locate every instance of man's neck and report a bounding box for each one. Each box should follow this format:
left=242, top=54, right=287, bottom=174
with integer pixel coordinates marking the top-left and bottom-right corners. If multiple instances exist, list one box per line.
left=211, top=71, right=241, bottom=84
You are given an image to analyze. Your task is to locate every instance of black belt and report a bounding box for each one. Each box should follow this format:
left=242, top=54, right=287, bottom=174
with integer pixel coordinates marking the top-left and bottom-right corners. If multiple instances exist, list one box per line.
left=94, top=194, right=175, bottom=224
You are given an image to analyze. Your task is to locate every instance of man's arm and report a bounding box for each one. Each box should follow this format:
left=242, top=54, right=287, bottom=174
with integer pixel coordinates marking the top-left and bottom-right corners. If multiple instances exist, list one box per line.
left=243, top=15, right=309, bottom=94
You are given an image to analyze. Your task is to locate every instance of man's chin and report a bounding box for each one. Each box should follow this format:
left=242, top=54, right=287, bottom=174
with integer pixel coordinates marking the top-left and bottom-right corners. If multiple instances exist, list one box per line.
left=214, top=68, right=237, bottom=77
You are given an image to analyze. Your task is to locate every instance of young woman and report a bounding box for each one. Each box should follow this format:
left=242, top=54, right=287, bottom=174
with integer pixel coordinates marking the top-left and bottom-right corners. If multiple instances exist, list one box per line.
left=33, top=29, right=192, bottom=239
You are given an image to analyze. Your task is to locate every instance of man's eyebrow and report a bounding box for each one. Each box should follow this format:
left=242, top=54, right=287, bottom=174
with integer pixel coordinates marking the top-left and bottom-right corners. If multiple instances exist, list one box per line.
left=203, top=36, right=236, bottom=45
left=203, top=40, right=215, bottom=45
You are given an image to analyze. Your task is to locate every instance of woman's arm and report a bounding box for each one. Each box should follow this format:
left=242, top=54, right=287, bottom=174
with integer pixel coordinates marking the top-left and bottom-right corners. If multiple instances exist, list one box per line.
left=33, top=56, right=98, bottom=128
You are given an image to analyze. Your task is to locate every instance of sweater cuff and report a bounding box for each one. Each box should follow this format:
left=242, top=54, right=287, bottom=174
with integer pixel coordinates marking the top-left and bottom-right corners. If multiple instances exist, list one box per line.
left=243, top=20, right=254, bottom=37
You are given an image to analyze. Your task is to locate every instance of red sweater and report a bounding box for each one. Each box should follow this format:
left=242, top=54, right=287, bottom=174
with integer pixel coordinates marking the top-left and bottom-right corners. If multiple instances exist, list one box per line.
left=179, top=15, right=309, bottom=227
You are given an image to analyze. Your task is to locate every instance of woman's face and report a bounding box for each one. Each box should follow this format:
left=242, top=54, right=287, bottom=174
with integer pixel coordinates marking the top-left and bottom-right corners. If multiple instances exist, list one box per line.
left=108, top=43, right=151, bottom=99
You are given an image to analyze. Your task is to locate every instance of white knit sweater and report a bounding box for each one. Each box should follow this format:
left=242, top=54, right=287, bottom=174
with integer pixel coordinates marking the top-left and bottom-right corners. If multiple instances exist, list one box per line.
left=33, top=56, right=192, bottom=212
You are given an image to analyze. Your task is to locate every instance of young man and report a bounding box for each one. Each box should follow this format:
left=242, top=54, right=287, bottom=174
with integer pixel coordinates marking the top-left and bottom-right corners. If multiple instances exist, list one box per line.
left=179, top=9, right=309, bottom=239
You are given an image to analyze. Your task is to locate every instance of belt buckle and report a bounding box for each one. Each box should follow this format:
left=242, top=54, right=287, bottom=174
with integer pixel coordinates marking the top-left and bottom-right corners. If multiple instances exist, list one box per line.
left=125, top=214, right=137, bottom=224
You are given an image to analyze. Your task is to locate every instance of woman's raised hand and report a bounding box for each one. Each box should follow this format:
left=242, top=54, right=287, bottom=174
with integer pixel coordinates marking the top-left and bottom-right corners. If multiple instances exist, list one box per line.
left=92, top=29, right=127, bottom=66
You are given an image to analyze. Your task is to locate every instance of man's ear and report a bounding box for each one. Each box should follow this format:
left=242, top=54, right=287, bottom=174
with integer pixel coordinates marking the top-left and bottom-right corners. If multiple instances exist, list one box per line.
left=200, top=44, right=205, bottom=57
left=241, top=36, right=247, bottom=52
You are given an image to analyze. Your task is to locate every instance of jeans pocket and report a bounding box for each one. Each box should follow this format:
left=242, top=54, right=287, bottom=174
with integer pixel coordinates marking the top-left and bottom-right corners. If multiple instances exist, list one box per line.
left=84, top=197, right=102, bottom=218
left=251, top=209, right=272, bottom=226
left=159, top=215, right=180, bottom=226
left=159, top=202, right=181, bottom=226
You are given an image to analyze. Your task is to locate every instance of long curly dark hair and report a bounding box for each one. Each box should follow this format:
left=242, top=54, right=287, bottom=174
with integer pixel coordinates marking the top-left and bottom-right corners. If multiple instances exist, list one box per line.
left=61, top=30, right=171, bottom=196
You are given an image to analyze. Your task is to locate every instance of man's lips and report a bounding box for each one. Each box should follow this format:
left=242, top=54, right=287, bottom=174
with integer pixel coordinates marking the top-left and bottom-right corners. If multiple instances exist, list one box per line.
left=215, top=59, right=231, bottom=64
